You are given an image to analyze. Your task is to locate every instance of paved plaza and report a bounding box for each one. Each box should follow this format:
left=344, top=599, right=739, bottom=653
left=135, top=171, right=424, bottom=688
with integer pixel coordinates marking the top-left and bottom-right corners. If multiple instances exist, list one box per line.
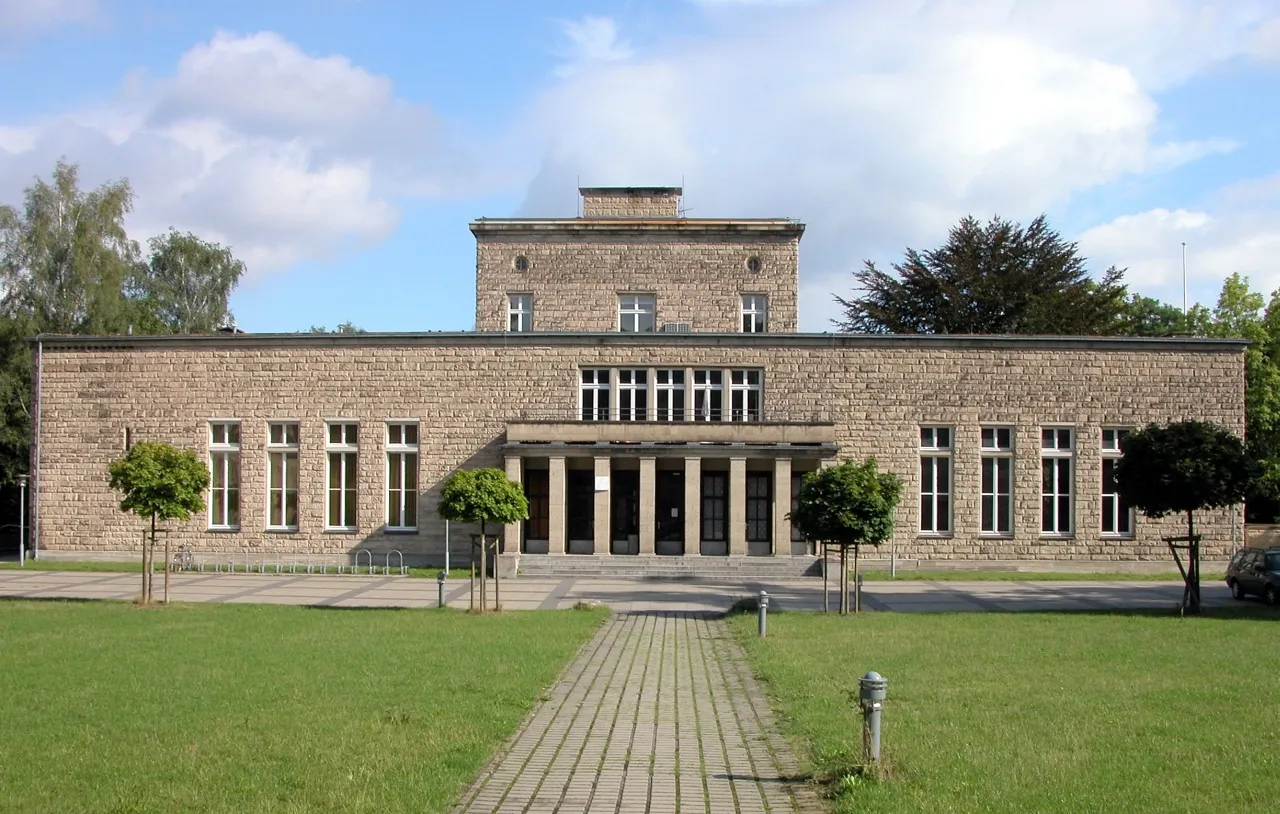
left=0, top=568, right=1228, bottom=612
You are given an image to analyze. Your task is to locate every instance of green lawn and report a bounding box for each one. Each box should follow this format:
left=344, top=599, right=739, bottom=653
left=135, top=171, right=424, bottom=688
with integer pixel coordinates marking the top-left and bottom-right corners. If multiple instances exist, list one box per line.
left=0, top=600, right=606, bottom=813
left=730, top=607, right=1280, bottom=813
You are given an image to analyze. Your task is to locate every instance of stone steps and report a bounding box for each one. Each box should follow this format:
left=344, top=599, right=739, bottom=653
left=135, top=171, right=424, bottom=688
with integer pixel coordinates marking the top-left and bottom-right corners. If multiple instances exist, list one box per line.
left=516, top=554, right=823, bottom=581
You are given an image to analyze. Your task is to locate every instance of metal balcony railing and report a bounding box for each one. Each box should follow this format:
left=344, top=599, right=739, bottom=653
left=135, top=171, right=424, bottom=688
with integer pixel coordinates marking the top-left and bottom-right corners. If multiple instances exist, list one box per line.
left=509, top=407, right=834, bottom=424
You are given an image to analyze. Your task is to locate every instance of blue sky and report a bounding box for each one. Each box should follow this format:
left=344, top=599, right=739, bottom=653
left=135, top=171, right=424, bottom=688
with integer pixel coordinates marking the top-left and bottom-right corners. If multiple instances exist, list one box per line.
left=2, top=0, right=1279, bottom=332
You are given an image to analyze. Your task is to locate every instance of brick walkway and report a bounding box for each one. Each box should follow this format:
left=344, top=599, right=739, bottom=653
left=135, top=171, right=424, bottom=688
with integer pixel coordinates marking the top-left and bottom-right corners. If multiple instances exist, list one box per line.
left=453, top=611, right=821, bottom=814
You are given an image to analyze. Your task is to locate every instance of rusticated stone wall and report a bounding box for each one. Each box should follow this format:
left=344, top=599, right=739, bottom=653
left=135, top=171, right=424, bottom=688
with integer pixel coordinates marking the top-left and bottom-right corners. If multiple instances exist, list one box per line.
left=473, top=227, right=801, bottom=334
left=32, top=334, right=1245, bottom=566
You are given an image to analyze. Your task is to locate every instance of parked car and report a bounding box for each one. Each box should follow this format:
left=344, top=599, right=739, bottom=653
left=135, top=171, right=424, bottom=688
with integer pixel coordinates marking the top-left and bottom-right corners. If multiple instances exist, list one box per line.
left=1225, top=547, right=1280, bottom=605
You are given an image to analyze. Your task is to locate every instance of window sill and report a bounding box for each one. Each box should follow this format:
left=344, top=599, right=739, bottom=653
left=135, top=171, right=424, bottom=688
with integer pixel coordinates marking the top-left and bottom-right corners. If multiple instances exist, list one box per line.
left=1100, top=533, right=1136, bottom=540
left=916, top=532, right=953, bottom=539
left=979, top=533, right=1014, bottom=539
left=207, top=526, right=240, bottom=533
left=265, top=527, right=299, bottom=534
left=324, top=528, right=359, bottom=534
left=1039, top=533, right=1075, bottom=540
left=385, top=528, right=419, bottom=535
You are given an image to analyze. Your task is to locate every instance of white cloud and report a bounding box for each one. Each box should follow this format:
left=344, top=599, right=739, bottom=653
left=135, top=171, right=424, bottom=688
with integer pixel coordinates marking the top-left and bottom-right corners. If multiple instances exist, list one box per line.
left=556, top=16, right=633, bottom=76
left=0, top=31, right=480, bottom=276
left=0, top=0, right=96, bottom=43
left=522, top=0, right=1275, bottom=329
left=1079, top=179, right=1280, bottom=308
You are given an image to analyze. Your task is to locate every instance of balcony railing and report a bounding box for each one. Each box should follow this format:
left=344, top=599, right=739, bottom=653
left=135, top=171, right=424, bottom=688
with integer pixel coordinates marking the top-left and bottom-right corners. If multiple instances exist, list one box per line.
left=510, top=407, right=834, bottom=423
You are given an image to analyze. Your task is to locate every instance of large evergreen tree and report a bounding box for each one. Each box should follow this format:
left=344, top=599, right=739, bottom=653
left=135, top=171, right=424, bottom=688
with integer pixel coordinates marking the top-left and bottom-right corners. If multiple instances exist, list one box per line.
left=834, top=214, right=1128, bottom=335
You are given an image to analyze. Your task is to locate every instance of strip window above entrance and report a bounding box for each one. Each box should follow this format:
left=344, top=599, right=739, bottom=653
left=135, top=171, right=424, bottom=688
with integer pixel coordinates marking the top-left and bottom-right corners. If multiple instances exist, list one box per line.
left=577, top=366, right=763, bottom=422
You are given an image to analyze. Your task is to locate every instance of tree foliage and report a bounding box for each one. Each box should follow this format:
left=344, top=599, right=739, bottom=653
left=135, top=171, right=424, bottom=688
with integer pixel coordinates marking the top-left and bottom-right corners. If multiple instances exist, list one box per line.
left=308, top=322, right=366, bottom=334
left=107, top=441, right=210, bottom=523
left=790, top=459, right=902, bottom=548
left=1113, top=421, right=1252, bottom=519
left=834, top=214, right=1128, bottom=335
left=437, top=468, right=529, bottom=528
left=1118, top=293, right=1186, bottom=337
left=129, top=229, right=245, bottom=333
left=0, top=159, right=140, bottom=335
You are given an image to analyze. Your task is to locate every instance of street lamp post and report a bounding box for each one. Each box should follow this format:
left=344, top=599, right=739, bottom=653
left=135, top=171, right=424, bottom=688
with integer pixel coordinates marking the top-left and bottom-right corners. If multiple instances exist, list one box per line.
left=18, top=474, right=28, bottom=567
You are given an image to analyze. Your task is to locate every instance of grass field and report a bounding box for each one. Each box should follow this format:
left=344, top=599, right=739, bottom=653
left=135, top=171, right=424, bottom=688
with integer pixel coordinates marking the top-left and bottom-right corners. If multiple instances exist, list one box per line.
left=730, top=607, right=1280, bottom=813
left=0, top=600, right=606, bottom=813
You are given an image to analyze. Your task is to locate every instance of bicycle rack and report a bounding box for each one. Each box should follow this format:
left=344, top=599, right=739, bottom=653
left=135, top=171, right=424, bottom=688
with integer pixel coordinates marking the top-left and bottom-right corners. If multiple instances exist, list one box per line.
left=354, top=549, right=373, bottom=575
left=386, top=550, right=406, bottom=576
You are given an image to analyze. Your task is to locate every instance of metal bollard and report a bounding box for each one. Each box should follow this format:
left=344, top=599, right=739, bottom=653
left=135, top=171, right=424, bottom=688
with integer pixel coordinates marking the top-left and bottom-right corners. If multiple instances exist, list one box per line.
left=757, top=590, right=769, bottom=638
left=858, top=671, right=887, bottom=763
left=437, top=570, right=447, bottom=609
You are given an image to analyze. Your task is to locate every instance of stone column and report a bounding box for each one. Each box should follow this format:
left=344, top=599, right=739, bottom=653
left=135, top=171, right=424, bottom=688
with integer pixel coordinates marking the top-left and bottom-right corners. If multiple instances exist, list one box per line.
left=729, top=457, right=747, bottom=556
left=639, top=457, right=656, bottom=555
left=503, top=455, right=522, bottom=554
left=774, top=457, right=792, bottom=556
left=594, top=456, right=611, bottom=555
left=549, top=456, right=566, bottom=555
left=684, top=457, right=701, bottom=556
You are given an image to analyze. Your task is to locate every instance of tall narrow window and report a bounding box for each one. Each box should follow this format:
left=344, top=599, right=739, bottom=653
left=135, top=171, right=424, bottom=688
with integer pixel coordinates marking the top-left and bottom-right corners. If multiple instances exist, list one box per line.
left=386, top=422, right=419, bottom=531
left=980, top=427, right=1013, bottom=536
left=209, top=421, right=240, bottom=529
left=507, top=294, right=533, bottom=332
left=655, top=369, right=685, bottom=421
left=617, top=369, right=648, bottom=421
left=746, top=473, right=771, bottom=543
left=919, top=427, right=952, bottom=534
left=701, top=473, right=727, bottom=542
left=729, top=370, right=762, bottom=421
left=267, top=421, right=299, bottom=530
left=326, top=422, right=358, bottom=530
left=693, top=369, right=723, bottom=422
left=1101, top=428, right=1133, bottom=536
left=741, top=295, right=767, bottom=333
left=618, top=294, right=656, bottom=332
left=580, top=369, right=611, bottom=421
left=1041, top=428, right=1074, bottom=535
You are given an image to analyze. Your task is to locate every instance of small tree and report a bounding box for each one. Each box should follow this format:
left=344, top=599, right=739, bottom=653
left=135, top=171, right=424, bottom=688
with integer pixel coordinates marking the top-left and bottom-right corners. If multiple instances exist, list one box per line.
left=437, top=468, right=528, bottom=613
left=107, top=441, right=209, bottom=604
left=1113, top=421, right=1252, bottom=614
left=790, top=459, right=902, bottom=613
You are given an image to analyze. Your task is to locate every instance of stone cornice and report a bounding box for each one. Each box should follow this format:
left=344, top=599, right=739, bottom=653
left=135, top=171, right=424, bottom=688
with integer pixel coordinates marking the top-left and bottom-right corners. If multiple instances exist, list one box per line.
left=31, top=331, right=1249, bottom=353
left=469, top=218, right=805, bottom=237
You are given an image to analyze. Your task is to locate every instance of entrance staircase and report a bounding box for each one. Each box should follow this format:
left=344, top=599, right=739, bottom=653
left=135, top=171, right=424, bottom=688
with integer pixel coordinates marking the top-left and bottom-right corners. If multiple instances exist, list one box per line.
left=517, top=554, right=823, bottom=581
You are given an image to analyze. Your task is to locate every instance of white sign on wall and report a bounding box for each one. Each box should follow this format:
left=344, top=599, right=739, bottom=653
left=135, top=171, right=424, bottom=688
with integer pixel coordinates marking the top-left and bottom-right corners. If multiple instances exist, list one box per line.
left=595, top=475, right=610, bottom=491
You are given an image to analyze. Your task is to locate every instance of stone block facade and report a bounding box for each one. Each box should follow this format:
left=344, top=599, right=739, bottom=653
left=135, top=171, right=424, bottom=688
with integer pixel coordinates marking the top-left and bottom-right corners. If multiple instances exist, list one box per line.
left=30, top=334, right=1245, bottom=565
left=580, top=187, right=682, bottom=218
left=473, top=189, right=800, bottom=333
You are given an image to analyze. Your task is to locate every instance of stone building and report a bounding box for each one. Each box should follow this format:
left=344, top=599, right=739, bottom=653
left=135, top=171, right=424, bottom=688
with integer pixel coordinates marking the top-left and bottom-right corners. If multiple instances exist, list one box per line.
left=29, top=187, right=1246, bottom=568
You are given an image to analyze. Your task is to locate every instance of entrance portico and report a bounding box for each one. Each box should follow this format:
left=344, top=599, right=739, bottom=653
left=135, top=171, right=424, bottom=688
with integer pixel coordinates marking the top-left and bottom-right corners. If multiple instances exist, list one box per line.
left=503, top=419, right=836, bottom=557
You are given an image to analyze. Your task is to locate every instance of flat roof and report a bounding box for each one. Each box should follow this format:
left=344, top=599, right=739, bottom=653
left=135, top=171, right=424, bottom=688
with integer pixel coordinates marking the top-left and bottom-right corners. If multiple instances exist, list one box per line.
left=579, top=186, right=682, bottom=196
left=31, top=331, right=1249, bottom=353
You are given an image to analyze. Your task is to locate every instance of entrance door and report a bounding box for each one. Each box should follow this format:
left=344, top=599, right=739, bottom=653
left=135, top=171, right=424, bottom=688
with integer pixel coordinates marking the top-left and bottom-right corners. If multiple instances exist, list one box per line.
left=610, top=469, right=640, bottom=554
left=655, top=469, right=685, bottom=555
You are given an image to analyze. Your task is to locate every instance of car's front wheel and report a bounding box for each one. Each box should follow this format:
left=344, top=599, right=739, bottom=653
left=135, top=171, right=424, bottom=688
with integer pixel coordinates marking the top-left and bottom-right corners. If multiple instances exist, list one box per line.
left=1230, top=579, right=1246, bottom=601
left=1265, top=584, right=1277, bottom=607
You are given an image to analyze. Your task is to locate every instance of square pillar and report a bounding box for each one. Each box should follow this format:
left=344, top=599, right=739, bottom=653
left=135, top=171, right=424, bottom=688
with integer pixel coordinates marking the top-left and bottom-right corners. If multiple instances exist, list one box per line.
left=684, top=457, right=701, bottom=556
left=549, top=456, right=566, bottom=554
left=594, top=456, right=611, bottom=555
left=503, top=455, right=522, bottom=554
left=639, top=456, right=656, bottom=555
left=774, top=457, right=792, bottom=556
left=729, top=457, right=747, bottom=556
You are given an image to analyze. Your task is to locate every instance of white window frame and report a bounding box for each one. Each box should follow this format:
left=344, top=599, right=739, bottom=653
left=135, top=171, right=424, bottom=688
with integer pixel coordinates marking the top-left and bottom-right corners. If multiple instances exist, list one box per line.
left=729, top=369, right=762, bottom=422
left=579, top=368, right=611, bottom=421
left=1040, top=427, right=1074, bottom=537
left=266, top=421, right=300, bottom=531
left=617, top=369, right=649, bottom=421
left=980, top=426, right=1013, bottom=537
left=1101, top=428, right=1134, bottom=537
left=655, top=369, right=685, bottom=422
left=618, top=294, right=656, bottom=333
left=741, top=295, right=768, bottom=333
left=919, top=426, right=953, bottom=535
left=385, top=421, right=419, bottom=531
left=208, top=421, right=241, bottom=530
left=507, top=294, right=533, bottom=332
left=326, top=422, right=359, bottom=531
left=692, top=369, right=723, bottom=422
